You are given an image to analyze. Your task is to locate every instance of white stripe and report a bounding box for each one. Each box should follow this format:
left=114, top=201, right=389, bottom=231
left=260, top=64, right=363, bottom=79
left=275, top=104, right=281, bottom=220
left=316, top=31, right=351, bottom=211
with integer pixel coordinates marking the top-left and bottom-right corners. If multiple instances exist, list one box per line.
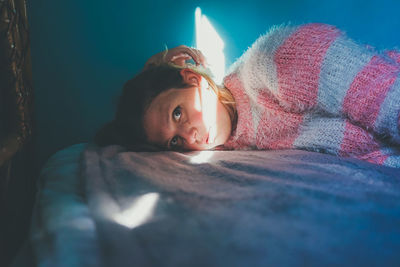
left=384, top=155, right=400, bottom=168
left=380, top=147, right=400, bottom=168
left=293, top=115, right=346, bottom=155
left=375, top=75, right=400, bottom=144
left=231, top=24, right=298, bottom=133
left=318, top=35, right=374, bottom=115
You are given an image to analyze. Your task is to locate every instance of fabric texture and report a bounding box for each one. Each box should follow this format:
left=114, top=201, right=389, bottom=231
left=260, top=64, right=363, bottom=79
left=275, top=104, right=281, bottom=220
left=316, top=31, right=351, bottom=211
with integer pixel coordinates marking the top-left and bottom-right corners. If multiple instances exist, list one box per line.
left=29, top=144, right=400, bottom=267
left=223, top=23, right=400, bottom=168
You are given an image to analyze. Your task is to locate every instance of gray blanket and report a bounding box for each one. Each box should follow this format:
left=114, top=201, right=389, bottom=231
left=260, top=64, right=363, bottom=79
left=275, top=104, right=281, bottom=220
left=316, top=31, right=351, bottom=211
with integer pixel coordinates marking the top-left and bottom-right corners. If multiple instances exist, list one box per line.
left=31, top=144, right=400, bottom=267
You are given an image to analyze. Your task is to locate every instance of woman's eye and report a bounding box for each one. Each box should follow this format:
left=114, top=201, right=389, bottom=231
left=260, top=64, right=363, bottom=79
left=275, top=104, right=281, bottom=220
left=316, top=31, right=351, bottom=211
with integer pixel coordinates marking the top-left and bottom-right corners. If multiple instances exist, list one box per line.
left=170, top=136, right=180, bottom=147
left=173, top=106, right=181, bottom=121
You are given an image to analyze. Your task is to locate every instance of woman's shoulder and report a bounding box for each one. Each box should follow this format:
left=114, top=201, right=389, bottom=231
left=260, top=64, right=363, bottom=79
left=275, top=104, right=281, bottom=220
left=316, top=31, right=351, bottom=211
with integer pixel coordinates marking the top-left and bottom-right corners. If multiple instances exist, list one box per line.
left=224, top=23, right=299, bottom=76
left=223, top=22, right=342, bottom=86
left=227, top=22, right=341, bottom=67
left=257, top=22, right=340, bottom=44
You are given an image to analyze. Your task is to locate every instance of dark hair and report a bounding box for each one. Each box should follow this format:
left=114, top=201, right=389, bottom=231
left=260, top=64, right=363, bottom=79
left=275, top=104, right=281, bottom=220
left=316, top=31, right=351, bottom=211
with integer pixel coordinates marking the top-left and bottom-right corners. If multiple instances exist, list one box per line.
left=95, top=64, right=189, bottom=151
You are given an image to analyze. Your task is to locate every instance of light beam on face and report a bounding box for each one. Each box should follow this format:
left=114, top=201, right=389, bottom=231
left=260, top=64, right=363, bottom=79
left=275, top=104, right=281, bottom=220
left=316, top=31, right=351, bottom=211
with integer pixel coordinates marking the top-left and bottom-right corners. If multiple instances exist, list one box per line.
left=193, top=77, right=218, bottom=145
left=195, top=7, right=225, bottom=150
left=199, top=78, right=218, bottom=145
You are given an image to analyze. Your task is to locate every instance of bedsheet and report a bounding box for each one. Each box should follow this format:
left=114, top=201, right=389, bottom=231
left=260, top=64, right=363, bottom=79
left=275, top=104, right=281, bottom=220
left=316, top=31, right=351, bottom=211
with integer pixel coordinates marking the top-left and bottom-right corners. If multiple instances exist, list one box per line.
left=30, top=143, right=400, bottom=267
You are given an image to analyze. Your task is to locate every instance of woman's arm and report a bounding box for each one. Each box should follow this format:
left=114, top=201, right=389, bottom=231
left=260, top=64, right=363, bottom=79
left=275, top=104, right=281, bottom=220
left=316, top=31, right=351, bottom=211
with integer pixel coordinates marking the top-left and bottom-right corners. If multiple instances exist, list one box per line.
left=232, top=23, right=400, bottom=144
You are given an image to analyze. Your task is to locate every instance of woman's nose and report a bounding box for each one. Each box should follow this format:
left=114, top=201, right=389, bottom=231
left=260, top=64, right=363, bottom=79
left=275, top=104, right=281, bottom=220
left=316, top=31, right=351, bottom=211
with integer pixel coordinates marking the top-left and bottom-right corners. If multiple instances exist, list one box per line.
left=180, top=125, right=197, bottom=145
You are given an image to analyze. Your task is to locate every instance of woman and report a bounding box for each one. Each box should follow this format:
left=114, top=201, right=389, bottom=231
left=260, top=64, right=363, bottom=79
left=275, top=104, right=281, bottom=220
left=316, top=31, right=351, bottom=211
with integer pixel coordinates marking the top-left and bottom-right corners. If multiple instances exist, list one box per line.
left=95, top=46, right=237, bottom=151
left=96, top=23, right=400, bottom=168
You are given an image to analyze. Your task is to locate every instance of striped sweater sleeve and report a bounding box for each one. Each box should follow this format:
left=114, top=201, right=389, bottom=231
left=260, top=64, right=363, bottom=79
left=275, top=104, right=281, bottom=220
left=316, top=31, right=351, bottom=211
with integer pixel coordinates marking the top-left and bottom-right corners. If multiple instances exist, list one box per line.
left=229, top=23, right=400, bottom=145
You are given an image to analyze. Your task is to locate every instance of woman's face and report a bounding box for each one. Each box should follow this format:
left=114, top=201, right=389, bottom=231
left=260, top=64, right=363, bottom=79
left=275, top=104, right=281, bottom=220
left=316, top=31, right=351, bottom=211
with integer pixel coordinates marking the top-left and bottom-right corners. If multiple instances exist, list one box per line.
left=143, top=69, right=232, bottom=150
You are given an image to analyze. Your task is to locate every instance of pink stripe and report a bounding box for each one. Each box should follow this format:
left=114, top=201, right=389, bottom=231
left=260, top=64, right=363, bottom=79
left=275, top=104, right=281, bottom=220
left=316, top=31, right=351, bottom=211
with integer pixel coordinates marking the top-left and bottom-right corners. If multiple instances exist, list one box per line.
left=274, top=24, right=340, bottom=112
left=357, top=150, right=388, bottom=165
left=339, top=122, right=388, bottom=164
left=386, top=50, right=400, bottom=64
left=223, top=74, right=255, bottom=149
left=256, top=91, right=303, bottom=149
left=343, top=56, right=398, bottom=127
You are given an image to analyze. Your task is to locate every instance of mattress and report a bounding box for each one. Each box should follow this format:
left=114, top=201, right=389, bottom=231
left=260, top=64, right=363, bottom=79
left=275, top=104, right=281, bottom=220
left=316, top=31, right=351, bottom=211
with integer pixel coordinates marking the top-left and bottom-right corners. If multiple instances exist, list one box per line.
left=28, top=143, right=400, bottom=266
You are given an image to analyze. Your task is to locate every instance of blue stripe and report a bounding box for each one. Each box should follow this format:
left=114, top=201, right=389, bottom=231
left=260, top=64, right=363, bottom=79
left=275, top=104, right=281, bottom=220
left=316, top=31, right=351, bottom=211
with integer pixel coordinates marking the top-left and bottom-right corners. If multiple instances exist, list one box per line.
left=375, top=75, right=400, bottom=144
left=317, top=36, right=374, bottom=115
left=381, top=147, right=400, bottom=168
left=293, top=115, right=346, bottom=155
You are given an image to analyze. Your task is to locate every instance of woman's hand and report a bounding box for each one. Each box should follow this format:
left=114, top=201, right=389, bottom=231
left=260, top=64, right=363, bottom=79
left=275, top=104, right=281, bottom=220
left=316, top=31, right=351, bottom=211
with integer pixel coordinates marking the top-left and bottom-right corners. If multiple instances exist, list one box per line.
left=144, top=45, right=207, bottom=69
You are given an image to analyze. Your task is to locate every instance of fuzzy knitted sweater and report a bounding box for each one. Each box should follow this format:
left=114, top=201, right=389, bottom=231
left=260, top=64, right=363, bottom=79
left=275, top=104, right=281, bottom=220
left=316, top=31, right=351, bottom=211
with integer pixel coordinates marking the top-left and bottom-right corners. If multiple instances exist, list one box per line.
left=223, top=23, right=400, bottom=168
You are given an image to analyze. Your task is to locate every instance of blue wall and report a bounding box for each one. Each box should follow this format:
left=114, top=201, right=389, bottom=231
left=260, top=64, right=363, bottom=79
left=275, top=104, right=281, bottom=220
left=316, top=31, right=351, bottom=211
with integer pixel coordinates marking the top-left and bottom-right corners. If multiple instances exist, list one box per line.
left=27, top=0, right=400, bottom=169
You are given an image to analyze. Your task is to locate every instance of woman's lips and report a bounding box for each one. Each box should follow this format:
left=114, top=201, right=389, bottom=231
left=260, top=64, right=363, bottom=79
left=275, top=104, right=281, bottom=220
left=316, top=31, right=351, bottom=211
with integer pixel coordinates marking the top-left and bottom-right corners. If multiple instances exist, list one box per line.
left=207, top=127, right=216, bottom=145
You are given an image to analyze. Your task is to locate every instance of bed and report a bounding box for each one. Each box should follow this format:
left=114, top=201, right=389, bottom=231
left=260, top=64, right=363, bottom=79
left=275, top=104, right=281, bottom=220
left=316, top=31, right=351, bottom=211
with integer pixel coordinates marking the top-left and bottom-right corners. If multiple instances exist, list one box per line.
left=16, top=142, right=400, bottom=266
left=5, top=0, right=400, bottom=265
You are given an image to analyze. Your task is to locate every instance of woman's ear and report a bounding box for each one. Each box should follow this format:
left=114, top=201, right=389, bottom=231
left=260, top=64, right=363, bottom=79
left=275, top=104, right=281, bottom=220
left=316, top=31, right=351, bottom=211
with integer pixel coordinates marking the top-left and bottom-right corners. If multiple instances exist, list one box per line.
left=180, top=68, right=201, bottom=86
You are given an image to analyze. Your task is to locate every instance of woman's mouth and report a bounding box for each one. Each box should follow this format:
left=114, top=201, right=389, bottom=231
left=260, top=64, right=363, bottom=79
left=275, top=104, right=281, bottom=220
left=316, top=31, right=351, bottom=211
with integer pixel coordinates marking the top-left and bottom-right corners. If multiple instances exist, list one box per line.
left=206, top=127, right=216, bottom=145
